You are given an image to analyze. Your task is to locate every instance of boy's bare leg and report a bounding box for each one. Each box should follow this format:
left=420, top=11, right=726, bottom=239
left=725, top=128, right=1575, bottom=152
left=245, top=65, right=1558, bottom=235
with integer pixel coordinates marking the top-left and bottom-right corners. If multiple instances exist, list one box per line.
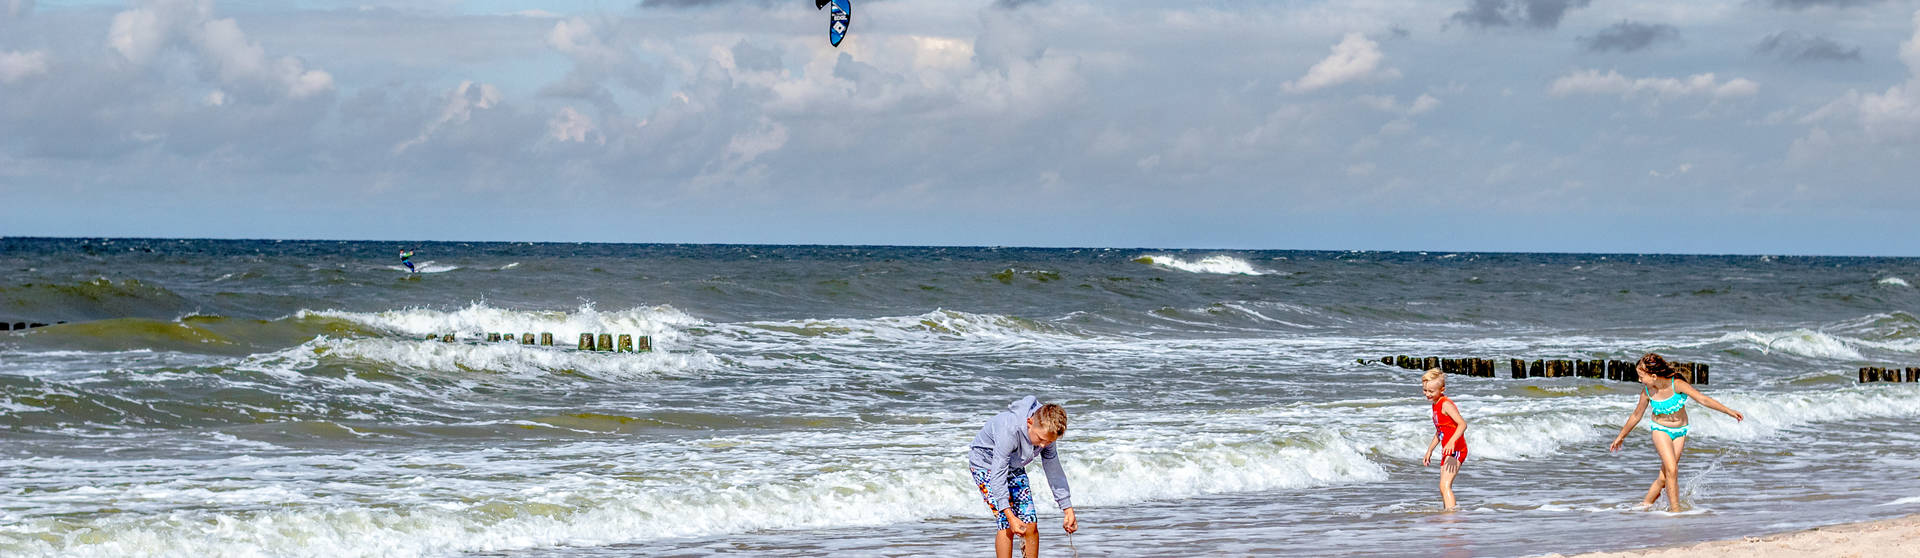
left=995, top=528, right=1013, bottom=558
left=1439, top=456, right=1460, bottom=510
left=1021, top=528, right=1039, bottom=558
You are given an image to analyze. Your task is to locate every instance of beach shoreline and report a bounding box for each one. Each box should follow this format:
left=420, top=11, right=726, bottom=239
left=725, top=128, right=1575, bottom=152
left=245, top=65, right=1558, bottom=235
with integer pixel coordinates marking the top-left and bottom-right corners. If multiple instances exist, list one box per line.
left=1541, top=514, right=1920, bottom=557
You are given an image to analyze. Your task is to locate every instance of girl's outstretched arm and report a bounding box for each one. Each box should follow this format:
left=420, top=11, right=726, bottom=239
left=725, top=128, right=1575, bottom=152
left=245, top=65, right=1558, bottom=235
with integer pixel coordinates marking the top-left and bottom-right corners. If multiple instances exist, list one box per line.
left=1441, top=401, right=1467, bottom=455
left=1609, top=393, right=1650, bottom=452
left=1676, top=379, right=1744, bottom=421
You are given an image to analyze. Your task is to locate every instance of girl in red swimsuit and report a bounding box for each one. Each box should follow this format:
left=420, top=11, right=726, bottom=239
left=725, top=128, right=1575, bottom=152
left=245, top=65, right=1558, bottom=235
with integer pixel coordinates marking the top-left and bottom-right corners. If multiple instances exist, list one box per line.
left=1421, top=368, right=1469, bottom=510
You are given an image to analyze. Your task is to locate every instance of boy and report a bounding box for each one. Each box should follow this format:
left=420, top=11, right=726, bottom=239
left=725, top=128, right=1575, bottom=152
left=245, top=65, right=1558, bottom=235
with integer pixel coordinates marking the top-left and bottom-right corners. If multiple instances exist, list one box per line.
left=969, top=396, right=1079, bottom=558
left=1421, top=368, right=1469, bottom=511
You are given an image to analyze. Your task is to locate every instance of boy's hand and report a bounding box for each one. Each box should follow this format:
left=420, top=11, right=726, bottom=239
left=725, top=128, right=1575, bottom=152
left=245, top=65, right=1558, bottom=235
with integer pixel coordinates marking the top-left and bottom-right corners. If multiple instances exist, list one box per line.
left=1006, top=512, right=1033, bottom=536
left=1422, top=452, right=1431, bottom=467
left=1062, top=508, right=1078, bottom=534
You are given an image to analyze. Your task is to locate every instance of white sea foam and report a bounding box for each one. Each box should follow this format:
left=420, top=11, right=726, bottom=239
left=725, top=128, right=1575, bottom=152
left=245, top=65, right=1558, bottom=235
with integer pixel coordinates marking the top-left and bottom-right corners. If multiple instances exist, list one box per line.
left=7, top=384, right=1920, bottom=558
left=1709, top=328, right=1920, bottom=359
left=301, top=303, right=701, bottom=346
left=1135, top=254, right=1268, bottom=275
left=293, top=336, right=722, bottom=379
left=1712, top=329, right=1865, bottom=360
left=1879, top=277, right=1911, bottom=287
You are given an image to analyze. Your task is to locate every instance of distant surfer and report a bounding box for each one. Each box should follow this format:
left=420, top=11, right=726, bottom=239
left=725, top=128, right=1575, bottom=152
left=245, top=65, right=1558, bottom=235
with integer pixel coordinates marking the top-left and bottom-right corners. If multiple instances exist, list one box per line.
left=399, top=249, right=416, bottom=273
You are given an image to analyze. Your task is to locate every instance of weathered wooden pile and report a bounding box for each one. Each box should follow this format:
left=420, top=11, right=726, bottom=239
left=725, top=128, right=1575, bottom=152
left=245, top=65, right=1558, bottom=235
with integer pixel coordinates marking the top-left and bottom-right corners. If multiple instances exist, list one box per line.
left=1858, top=367, right=1917, bottom=383
left=429, top=332, right=654, bottom=352
left=1368, top=355, right=1710, bottom=384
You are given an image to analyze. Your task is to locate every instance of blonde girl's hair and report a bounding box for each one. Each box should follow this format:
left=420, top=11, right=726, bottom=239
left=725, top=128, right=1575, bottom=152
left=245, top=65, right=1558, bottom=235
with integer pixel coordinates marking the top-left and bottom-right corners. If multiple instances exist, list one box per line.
left=1420, top=368, right=1444, bottom=384
left=1033, top=403, right=1068, bottom=436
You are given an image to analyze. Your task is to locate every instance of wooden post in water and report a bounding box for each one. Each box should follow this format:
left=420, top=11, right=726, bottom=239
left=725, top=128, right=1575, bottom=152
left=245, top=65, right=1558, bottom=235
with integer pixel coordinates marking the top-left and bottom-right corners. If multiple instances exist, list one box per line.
left=487, top=333, right=501, bottom=342
left=540, top=333, right=553, bottom=346
left=442, top=334, right=455, bottom=342
left=638, top=336, right=652, bottom=352
left=1908, top=367, right=1919, bottom=383
left=1510, top=359, right=1526, bottom=379
left=618, top=334, right=633, bottom=352
left=521, top=333, right=535, bottom=345
left=579, top=334, right=594, bottom=350
left=1424, top=357, right=1439, bottom=370
left=597, top=334, right=613, bottom=351
left=1528, top=360, right=1544, bottom=378
left=1695, top=363, right=1710, bottom=384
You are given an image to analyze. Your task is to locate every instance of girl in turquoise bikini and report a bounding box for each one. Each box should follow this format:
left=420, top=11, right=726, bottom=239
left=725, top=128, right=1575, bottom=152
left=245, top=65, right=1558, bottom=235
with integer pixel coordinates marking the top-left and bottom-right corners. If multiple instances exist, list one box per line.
left=1608, top=353, right=1745, bottom=512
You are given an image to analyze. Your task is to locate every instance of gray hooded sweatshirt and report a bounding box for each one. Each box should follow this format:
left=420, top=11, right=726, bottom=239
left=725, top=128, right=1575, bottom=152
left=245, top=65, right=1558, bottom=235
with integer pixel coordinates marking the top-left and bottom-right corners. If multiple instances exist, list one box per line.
left=967, top=395, right=1072, bottom=511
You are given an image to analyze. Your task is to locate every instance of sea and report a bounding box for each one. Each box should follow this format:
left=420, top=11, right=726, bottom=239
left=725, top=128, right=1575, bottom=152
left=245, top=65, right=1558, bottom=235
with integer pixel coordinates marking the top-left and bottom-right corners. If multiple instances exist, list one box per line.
left=2, top=237, right=1918, bottom=557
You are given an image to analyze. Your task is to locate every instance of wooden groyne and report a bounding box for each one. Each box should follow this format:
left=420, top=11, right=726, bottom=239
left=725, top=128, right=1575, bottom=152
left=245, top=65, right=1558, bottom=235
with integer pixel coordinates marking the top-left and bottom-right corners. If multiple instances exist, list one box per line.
left=1858, top=367, right=1918, bottom=383
left=1, top=321, right=62, bottom=331
left=1365, top=355, right=1710, bottom=384
left=432, top=332, right=653, bottom=352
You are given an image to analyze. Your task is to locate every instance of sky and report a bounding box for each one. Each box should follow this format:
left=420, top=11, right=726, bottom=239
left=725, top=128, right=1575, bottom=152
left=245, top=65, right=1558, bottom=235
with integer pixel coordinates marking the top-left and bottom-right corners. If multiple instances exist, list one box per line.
left=2, top=0, right=1920, bottom=255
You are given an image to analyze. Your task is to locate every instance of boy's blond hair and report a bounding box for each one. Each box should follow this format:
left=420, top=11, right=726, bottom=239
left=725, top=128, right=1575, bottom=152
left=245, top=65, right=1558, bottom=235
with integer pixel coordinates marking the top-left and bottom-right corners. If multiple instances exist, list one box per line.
left=1033, top=403, right=1068, bottom=436
left=1420, top=368, right=1445, bottom=384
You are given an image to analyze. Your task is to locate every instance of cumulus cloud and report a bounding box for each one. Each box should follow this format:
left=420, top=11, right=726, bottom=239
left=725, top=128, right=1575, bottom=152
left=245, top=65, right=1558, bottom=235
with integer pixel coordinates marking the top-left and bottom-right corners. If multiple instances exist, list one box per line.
left=107, top=0, right=333, bottom=101
left=547, top=106, right=601, bottom=144
left=1766, top=0, right=1883, bottom=10
left=1285, top=33, right=1399, bottom=93
left=540, top=17, right=662, bottom=115
left=0, top=50, right=48, bottom=84
left=1451, top=0, right=1592, bottom=30
left=994, top=0, right=1048, bottom=9
left=1802, top=10, right=1920, bottom=142
left=396, top=80, right=502, bottom=153
left=1549, top=69, right=1759, bottom=100
left=1579, top=21, right=1680, bottom=53
left=638, top=0, right=775, bottom=7
left=1756, top=31, right=1862, bottom=63
left=1356, top=93, right=1440, bottom=115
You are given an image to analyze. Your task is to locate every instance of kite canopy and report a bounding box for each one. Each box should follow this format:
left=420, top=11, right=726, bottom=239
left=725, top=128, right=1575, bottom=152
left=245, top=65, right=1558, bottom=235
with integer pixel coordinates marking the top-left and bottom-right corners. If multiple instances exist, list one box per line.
left=820, top=0, right=851, bottom=47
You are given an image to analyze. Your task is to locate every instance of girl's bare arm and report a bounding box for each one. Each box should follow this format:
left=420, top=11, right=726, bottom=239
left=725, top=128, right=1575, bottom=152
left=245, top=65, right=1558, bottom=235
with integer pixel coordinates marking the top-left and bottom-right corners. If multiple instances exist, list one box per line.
left=1677, top=380, right=1744, bottom=421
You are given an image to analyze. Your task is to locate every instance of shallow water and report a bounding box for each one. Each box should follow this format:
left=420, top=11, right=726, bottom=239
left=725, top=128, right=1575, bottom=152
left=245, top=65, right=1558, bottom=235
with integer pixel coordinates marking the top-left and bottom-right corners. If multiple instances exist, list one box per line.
left=2, top=238, right=1918, bottom=557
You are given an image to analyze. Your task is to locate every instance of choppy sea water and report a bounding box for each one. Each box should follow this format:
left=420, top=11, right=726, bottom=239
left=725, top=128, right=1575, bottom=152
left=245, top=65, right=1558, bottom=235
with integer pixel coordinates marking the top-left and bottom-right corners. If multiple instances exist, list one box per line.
left=2, top=238, right=1918, bottom=557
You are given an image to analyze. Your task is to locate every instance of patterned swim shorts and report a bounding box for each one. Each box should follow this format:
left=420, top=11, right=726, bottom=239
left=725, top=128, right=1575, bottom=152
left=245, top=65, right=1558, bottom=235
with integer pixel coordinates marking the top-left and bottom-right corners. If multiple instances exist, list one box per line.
left=971, top=467, right=1037, bottom=531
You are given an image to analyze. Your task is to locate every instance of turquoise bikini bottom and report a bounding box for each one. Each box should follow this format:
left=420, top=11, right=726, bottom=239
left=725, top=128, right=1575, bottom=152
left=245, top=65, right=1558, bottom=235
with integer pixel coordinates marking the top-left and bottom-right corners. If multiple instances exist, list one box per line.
left=1650, top=422, right=1689, bottom=439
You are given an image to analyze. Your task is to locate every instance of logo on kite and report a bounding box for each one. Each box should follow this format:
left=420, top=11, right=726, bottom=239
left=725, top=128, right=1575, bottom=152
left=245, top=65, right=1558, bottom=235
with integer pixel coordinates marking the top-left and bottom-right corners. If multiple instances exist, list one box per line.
left=815, top=0, right=853, bottom=47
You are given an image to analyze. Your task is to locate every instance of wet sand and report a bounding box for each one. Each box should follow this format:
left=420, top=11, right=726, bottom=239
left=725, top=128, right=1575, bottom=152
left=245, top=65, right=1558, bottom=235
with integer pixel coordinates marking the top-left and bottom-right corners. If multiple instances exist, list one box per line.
left=1543, top=514, right=1920, bottom=558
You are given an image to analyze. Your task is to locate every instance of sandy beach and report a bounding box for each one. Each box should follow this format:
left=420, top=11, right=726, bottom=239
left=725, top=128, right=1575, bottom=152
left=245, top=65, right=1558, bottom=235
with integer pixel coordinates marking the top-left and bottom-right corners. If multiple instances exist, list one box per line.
left=1544, top=514, right=1920, bottom=558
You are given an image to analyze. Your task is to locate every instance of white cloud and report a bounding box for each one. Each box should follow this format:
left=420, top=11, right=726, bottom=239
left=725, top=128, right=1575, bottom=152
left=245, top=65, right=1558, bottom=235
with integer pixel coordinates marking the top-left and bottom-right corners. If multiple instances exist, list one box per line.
left=107, top=0, right=332, bottom=100
left=548, top=106, right=600, bottom=144
left=395, top=80, right=501, bottom=154
left=1549, top=69, right=1758, bottom=100
left=0, top=50, right=49, bottom=84
left=1356, top=93, right=1440, bottom=115
left=1285, top=33, right=1399, bottom=93
left=1801, top=10, right=1920, bottom=143
left=1408, top=94, right=1440, bottom=115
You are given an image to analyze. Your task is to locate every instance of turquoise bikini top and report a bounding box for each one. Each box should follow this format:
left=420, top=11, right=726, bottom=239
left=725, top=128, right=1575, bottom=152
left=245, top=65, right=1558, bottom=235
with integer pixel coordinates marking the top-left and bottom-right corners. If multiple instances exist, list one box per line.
left=1646, top=387, right=1688, bottom=415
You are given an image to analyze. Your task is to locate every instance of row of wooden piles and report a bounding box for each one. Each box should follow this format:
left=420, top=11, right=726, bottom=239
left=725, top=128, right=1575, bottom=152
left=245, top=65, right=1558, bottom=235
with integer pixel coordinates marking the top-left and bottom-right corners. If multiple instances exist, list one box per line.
left=1374, top=355, right=1710, bottom=384
left=427, top=333, right=654, bottom=352
left=1859, top=367, right=1918, bottom=383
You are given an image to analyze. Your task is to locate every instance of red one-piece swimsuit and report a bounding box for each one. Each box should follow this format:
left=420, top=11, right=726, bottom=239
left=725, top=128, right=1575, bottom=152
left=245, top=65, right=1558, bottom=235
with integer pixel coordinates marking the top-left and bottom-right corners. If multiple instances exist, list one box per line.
left=1433, top=395, right=1468, bottom=464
